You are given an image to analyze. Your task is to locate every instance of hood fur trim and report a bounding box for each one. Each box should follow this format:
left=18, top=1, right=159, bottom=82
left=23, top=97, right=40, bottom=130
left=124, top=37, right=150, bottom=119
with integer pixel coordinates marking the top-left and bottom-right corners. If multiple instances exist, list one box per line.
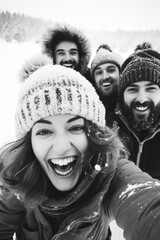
left=42, top=23, right=91, bottom=75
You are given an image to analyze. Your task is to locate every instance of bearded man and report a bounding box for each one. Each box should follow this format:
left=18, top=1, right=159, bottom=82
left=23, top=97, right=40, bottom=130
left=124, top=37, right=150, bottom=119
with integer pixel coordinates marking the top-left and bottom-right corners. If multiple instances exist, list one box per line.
left=90, top=45, right=123, bottom=114
left=42, top=24, right=92, bottom=82
left=106, top=49, right=160, bottom=180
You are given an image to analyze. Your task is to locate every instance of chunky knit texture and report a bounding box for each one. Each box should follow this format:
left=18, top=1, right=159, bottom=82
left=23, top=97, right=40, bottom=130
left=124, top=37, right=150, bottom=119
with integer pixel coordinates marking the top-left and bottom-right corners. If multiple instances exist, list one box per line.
left=119, top=49, right=160, bottom=97
left=90, top=48, right=123, bottom=77
left=16, top=65, right=106, bottom=136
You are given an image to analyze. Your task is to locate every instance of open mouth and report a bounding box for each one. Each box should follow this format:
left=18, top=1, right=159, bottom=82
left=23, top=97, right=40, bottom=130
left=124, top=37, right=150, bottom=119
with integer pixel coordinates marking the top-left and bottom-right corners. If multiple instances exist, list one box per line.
left=102, top=82, right=111, bottom=87
left=62, top=64, right=73, bottom=68
left=101, top=79, right=112, bottom=88
left=49, top=156, right=77, bottom=176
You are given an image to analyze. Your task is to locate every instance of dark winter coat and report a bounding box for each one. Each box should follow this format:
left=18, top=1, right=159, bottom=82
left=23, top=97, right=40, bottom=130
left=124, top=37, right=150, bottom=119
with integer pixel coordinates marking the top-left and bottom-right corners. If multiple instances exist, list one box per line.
left=106, top=109, right=160, bottom=180
left=84, top=67, right=94, bottom=85
left=1, top=158, right=160, bottom=240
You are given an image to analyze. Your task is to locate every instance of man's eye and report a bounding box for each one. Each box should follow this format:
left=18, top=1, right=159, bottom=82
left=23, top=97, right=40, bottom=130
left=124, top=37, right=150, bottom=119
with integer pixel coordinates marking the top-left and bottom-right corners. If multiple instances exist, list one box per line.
left=147, top=87, right=158, bottom=92
left=70, top=51, right=78, bottom=56
left=107, top=68, right=115, bottom=73
left=95, top=71, right=102, bottom=76
left=57, top=51, right=65, bottom=56
left=36, top=129, right=52, bottom=136
left=69, top=125, right=85, bottom=133
left=127, top=88, right=137, bottom=93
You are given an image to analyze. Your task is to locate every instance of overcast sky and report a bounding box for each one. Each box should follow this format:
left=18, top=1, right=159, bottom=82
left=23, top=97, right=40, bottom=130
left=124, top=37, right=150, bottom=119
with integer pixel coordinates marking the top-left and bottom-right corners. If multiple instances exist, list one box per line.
left=0, top=0, right=160, bottom=31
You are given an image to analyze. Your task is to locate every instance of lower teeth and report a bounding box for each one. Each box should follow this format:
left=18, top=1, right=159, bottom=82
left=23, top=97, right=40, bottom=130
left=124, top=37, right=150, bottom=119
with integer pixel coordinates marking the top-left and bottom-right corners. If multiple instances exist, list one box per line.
left=55, top=167, right=73, bottom=176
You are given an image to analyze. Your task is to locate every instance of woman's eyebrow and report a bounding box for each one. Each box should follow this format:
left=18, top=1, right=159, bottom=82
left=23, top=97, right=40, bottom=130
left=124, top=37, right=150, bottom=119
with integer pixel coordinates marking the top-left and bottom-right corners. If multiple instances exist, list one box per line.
left=34, top=119, right=52, bottom=125
left=67, top=116, right=82, bottom=123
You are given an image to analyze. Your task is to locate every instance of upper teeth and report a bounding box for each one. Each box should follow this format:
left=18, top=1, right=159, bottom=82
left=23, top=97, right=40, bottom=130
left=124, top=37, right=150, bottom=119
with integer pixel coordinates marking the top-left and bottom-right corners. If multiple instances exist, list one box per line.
left=102, top=82, right=111, bottom=87
left=51, top=157, right=75, bottom=166
left=136, top=106, right=148, bottom=111
left=63, top=64, right=72, bottom=67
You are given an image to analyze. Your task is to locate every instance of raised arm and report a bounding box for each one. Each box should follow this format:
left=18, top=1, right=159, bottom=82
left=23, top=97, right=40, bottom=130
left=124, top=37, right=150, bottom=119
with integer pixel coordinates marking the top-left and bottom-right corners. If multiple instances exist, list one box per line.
left=108, top=158, right=160, bottom=240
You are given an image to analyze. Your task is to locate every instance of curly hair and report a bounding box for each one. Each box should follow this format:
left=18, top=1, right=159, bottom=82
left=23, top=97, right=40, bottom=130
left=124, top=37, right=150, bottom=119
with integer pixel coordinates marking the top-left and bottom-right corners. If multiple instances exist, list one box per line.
left=42, top=24, right=91, bottom=74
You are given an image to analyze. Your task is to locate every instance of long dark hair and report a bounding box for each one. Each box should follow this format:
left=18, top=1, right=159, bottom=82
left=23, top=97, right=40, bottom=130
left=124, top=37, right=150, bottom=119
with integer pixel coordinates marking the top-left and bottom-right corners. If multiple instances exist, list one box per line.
left=0, top=120, right=125, bottom=208
left=0, top=131, right=49, bottom=206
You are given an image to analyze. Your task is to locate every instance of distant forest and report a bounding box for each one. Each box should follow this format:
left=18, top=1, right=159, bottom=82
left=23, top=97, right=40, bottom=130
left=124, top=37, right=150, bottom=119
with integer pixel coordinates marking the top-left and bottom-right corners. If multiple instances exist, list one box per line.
left=0, top=11, right=160, bottom=54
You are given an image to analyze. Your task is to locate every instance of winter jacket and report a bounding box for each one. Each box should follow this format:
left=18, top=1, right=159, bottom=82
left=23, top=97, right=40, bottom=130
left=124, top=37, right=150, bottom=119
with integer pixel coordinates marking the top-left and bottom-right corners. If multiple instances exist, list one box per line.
left=1, top=158, right=160, bottom=240
left=106, top=109, right=160, bottom=180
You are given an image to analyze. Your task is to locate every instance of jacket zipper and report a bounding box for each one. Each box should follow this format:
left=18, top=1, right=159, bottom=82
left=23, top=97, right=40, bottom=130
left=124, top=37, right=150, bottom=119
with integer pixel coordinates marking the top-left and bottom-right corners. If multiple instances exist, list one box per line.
left=51, top=215, right=100, bottom=239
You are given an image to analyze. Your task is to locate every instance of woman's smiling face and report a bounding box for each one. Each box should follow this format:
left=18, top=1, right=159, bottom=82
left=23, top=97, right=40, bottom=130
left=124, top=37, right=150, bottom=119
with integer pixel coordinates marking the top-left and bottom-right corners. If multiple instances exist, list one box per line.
left=31, top=114, right=89, bottom=191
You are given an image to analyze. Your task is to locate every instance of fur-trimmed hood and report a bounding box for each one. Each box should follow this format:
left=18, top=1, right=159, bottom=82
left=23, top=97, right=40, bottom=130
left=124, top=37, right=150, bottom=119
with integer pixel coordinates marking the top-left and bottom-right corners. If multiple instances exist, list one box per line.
left=42, top=24, right=91, bottom=75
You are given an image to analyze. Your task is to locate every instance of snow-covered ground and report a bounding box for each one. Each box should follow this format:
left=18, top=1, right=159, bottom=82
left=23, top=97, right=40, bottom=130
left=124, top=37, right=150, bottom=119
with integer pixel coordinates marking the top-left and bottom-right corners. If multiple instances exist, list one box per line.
left=0, top=39, right=125, bottom=240
left=0, top=39, right=41, bottom=146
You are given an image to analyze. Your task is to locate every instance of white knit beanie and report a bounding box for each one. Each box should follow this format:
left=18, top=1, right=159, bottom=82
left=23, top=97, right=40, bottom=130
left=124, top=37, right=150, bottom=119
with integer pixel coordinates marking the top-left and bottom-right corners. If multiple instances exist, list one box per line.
left=16, top=64, right=106, bottom=136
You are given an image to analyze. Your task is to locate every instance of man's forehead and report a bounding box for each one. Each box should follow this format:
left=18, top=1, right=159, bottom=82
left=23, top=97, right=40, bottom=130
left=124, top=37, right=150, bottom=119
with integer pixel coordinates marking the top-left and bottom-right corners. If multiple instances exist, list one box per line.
left=128, top=81, right=158, bottom=87
left=55, top=41, right=78, bottom=50
left=96, top=62, right=118, bottom=70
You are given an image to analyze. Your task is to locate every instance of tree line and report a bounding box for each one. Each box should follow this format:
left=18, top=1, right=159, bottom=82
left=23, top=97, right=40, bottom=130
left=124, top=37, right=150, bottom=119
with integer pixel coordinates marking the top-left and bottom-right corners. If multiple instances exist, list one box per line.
left=0, top=11, right=160, bottom=53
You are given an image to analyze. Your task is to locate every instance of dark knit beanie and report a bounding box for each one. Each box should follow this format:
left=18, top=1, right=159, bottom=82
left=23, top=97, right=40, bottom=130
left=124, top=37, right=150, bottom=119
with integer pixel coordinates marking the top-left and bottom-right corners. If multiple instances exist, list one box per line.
left=119, top=49, right=160, bottom=98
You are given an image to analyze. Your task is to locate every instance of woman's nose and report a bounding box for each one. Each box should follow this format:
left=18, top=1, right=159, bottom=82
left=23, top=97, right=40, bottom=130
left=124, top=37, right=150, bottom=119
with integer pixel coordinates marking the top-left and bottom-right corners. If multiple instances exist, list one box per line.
left=52, top=136, right=72, bottom=155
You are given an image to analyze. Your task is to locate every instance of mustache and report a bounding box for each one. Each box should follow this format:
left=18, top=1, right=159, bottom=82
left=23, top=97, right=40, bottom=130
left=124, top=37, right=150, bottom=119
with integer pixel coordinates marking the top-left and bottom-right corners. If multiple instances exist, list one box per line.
left=121, top=99, right=160, bottom=132
left=100, top=77, right=113, bottom=84
left=60, top=59, right=76, bottom=64
left=131, top=100, right=154, bottom=109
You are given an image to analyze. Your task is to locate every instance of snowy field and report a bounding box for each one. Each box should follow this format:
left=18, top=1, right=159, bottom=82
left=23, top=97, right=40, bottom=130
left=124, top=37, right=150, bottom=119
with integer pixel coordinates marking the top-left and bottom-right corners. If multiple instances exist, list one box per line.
left=0, top=39, right=41, bottom=146
left=0, top=39, right=125, bottom=240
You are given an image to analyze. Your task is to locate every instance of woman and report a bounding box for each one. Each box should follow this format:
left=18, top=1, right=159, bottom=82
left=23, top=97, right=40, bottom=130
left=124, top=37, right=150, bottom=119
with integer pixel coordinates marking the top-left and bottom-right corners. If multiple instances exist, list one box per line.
left=0, top=59, right=160, bottom=240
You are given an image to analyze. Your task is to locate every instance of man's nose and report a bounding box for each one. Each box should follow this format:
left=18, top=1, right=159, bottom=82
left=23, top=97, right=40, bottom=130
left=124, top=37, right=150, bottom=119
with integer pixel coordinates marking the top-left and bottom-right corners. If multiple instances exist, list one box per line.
left=136, top=89, right=148, bottom=103
left=64, top=52, right=72, bottom=61
left=102, top=71, right=109, bottom=80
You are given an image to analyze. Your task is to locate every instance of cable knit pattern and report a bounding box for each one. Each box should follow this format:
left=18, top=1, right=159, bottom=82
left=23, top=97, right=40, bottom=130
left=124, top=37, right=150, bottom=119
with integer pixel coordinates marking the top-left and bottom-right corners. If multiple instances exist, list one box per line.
left=16, top=65, right=106, bottom=136
left=119, top=49, right=160, bottom=97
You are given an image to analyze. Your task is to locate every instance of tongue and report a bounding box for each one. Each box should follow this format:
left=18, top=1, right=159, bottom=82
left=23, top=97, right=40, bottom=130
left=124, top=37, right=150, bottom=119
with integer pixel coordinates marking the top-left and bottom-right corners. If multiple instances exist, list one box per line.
left=54, top=161, right=77, bottom=173
left=55, top=163, right=72, bottom=172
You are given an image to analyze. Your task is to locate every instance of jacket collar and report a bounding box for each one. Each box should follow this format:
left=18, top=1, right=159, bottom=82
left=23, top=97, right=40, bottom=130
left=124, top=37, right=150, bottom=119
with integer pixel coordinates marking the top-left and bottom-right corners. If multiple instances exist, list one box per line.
left=115, top=103, right=160, bottom=140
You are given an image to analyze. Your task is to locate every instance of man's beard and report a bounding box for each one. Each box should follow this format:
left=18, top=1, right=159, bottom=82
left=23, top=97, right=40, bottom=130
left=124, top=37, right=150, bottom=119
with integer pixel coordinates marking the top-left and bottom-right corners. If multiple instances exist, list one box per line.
left=98, top=88, right=118, bottom=112
left=121, top=100, right=160, bottom=134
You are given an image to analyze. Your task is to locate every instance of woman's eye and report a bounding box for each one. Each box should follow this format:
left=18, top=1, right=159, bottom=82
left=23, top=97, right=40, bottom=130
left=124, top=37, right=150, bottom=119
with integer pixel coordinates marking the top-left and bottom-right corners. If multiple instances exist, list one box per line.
left=36, top=129, right=52, bottom=136
left=69, top=125, right=85, bottom=133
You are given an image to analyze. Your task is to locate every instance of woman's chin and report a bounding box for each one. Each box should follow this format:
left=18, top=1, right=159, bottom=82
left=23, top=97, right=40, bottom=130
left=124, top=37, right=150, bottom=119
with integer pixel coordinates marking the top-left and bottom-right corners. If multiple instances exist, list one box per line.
left=50, top=171, right=81, bottom=192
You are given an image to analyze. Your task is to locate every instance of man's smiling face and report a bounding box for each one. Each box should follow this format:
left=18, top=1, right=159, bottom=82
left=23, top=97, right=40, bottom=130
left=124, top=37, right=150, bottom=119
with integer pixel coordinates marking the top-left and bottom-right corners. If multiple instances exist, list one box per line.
left=122, top=81, right=160, bottom=131
left=54, top=41, right=80, bottom=70
left=94, top=63, right=120, bottom=97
